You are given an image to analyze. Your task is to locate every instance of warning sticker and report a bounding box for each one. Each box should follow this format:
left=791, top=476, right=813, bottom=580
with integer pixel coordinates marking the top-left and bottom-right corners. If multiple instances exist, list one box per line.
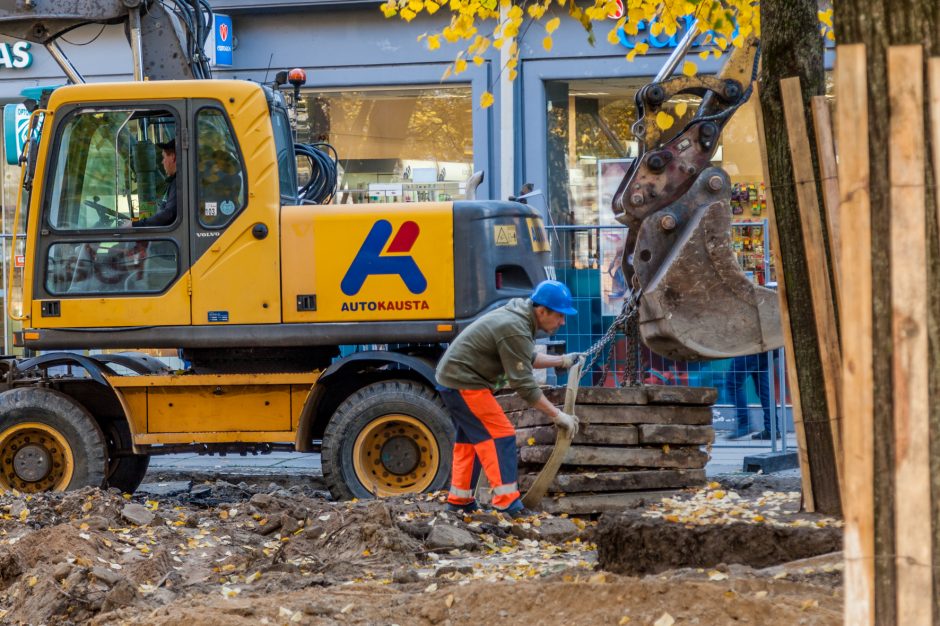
left=494, top=224, right=518, bottom=246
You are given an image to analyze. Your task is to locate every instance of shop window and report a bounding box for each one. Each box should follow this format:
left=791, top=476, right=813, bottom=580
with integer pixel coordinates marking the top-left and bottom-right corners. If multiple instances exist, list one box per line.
left=295, top=86, right=473, bottom=204
left=45, top=108, right=176, bottom=230
left=195, top=108, right=246, bottom=228
left=45, top=240, right=179, bottom=294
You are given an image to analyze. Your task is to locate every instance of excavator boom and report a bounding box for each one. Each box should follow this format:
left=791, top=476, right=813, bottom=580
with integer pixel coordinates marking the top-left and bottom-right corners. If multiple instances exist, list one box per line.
left=0, top=0, right=211, bottom=81
left=612, top=25, right=782, bottom=361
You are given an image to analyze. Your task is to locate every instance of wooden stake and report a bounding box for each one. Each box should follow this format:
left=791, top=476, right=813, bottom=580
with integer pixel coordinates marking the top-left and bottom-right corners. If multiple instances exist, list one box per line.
left=888, top=45, right=931, bottom=626
left=753, top=84, right=814, bottom=511
left=835, top=43, right=874, bottom=626
left=810, top=96, right=842, bottom=314
left=930, top=58, right=940, bottom=238
left=780, top=76, right=845, bottom=495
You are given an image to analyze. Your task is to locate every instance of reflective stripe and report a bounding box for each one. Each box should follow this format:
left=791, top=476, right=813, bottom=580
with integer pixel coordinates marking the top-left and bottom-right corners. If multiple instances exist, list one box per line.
left=449, top=486, right=474, bottom=498
left=492, top=482, right=518, bottom=495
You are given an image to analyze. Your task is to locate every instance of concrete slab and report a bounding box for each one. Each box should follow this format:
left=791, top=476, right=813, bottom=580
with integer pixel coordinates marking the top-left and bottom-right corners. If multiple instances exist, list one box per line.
left=742, top=451, right=800, bottom=474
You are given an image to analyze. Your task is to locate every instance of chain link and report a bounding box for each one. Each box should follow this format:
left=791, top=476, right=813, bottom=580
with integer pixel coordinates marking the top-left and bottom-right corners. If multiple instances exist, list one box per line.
left=580, top=288, right=642, bottom=385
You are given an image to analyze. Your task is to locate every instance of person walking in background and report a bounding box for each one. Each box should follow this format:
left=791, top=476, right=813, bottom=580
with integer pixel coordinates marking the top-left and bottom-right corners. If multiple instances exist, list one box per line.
left=728, top=351, right=776, bottom=440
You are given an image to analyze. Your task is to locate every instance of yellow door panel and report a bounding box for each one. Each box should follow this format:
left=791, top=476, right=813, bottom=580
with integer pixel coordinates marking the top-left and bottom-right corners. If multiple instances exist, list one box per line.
left=32, top=278, right=191, bottom=328
left=190, top=212, right=281, bottom=325
left=281, top=203, right=455, bottom=322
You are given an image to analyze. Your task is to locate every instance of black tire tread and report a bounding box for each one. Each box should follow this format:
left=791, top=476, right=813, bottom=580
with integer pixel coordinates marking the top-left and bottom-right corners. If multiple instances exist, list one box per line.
left=321, top=379, right=452, bottom=501
left=0, top=387, right=107, bottom=490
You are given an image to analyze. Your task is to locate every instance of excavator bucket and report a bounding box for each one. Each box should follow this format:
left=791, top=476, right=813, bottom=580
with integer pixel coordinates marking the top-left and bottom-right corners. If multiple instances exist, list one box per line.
left=630, top=168, right=783, bottom=361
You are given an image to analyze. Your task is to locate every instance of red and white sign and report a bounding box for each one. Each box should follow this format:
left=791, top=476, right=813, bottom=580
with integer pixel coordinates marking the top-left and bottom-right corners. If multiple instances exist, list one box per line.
left=608, top=0, right=624, bottom=20
left=14, top=254, right=24, bottom=268
left=219, top=22, right=229, bottom=42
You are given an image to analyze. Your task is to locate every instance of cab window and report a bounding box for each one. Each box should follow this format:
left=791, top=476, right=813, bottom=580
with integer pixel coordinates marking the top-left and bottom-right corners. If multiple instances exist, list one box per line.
left=45, top=239, right=179, bottom=295
left=45, top=108, right=176, bottom=230
left=271, top=108, right=297, bottom=204
left=196, top=108, right=246, bottom=228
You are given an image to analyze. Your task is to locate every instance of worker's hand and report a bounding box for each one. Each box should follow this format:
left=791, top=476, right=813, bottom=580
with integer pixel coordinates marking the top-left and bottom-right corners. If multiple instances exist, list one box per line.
left=559, top=352, right=585, bottom=369
left=553, top=410, right=579, bottom=438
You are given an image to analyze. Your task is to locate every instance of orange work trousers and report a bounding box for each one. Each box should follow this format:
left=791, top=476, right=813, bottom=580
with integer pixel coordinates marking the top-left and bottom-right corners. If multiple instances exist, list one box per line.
left=438, top=387, right=520, bottom=510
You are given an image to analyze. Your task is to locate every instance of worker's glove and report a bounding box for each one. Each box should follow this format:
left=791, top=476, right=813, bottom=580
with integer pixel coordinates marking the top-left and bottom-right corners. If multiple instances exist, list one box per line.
left=553, top=411, right=580, bottom=438
left=559, top=352, right=585, bottom=369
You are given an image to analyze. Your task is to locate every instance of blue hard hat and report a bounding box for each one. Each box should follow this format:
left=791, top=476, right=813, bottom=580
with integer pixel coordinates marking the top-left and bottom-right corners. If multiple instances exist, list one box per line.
left=531, top=280, right=577, bottom=315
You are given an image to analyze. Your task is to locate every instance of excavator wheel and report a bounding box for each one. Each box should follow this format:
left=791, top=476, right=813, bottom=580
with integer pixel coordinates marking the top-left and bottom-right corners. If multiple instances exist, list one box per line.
left=0, top=388, right=107, bottom=493
left=104, top=420, right=150, bottom=494
left=322, top=380, right=454, bottom=500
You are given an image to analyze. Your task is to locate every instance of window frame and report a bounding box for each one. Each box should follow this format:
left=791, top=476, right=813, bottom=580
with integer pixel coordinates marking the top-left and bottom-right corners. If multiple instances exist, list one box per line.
left=193, top=104, right=249, bottom=230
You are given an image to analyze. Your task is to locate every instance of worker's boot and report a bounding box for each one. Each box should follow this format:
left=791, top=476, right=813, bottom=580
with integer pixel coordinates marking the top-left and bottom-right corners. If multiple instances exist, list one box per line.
left=500, top=500, right=535, bottom=519
left=445, top=501, right=480, bottom=514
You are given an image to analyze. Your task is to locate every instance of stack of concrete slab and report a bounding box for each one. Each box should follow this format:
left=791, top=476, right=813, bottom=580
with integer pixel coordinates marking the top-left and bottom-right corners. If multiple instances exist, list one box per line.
left=497, top=385, right=717, bottom=515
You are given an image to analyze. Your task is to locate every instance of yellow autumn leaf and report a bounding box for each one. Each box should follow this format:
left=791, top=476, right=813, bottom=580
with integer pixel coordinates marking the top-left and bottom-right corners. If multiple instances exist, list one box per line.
left=681, top=61, right=697, bottom=77
left=428, top=34, right=441, bottom=50
left=543, top=36, right=553, bottom=52
left=528, top=4, right=546, bottom=18
left=401, top=7, right=416, bottom=21
left=454, top=58, right=468, bottom=74
left=698, top=50, right=710, bottom=60
left=472, top=55, right=484, bottom=66
left=27, top=576, right=37, bottom=587
left=362, top=549, right=371, bottom=556
left=509, top=68, right=518, bottom=80
left=426, top=0, right=440, bottom=14
left=662, top=444, right=670, bottom=454
left=480, top=91, right=494, bottom=108
left=607, top=25, right=620, bottom=44
left=675, top=102, right=688, bottom=117
left=527, top=437, right=536, bottom=446
left=655, top=111, right=674, bottom=131
left=545, top=17, right=560, bottom=34
left=619, top=618, right=631, bottom=625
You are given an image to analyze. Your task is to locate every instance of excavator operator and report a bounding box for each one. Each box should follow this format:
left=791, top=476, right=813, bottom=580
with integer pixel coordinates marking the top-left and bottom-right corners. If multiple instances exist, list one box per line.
left=131, top=139, right=177, bottom=227
left=435, top=280, right=582, bottom=518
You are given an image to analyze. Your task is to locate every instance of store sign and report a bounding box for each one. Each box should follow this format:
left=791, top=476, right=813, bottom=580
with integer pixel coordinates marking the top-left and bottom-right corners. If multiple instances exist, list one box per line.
left=3, top=103, right=29, bottom=166
left=0, top=41, right=31, bottom=69
left=207, top=14, right=233, bottom=67
left=607, top=0, right=624, bottom=20
left=617, top=15, right=732, bottom=50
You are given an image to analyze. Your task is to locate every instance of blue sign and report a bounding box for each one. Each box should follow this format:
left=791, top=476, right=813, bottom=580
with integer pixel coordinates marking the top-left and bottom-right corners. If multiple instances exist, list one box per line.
left=617, top=15, right=736, bottom=50
left=3, top=103, right=29, bottom=166
left=210, top=14, right=233, bottom=67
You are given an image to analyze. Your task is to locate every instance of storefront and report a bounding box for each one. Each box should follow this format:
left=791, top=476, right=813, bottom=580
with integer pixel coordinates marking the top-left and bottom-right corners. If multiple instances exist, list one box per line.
left=0, top=1, right=830, bottom=424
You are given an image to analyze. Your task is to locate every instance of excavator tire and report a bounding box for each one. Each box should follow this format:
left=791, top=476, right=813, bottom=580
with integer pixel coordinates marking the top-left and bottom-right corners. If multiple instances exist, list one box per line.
left=104, top=420, right=150, bottom=494
left=322, top=380, right=454, bottom=501
left=0, top=387, right=107, bottom=493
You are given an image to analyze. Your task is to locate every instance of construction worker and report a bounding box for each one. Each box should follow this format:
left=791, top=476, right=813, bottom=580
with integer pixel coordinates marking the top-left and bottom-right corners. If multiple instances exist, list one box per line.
left=435, top=279, right=582, bottom=517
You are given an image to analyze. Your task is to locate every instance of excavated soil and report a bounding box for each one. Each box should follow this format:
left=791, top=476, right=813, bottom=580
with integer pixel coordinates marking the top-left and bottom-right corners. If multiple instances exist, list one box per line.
left=0, top=475, right=844, bottom=625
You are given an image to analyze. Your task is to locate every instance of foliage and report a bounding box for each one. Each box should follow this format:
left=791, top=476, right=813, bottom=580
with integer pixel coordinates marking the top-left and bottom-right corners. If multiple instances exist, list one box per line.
left=380, top=0, right=764, bottom=107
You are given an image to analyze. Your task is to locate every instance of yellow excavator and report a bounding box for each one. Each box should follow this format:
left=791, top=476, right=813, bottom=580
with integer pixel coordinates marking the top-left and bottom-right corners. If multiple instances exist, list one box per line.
left=0, top=0, right=552, bottom=498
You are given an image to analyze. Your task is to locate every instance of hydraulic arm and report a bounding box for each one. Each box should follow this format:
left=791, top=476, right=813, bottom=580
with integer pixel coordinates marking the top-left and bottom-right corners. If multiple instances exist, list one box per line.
left=612, top=24, right=782, bottom=361
left=0, top=0, right=212, bottom=81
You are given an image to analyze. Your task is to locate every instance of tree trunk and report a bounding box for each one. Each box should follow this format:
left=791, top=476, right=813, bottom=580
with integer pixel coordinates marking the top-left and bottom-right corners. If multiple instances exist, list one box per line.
left=834, top=1, right=938, bottom=622
left=758, top=0, right=840, bottom=514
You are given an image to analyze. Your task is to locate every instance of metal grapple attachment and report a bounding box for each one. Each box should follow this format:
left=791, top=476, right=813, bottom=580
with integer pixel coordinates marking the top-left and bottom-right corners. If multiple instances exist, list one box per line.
left=630, top=168, right=782, bottom=361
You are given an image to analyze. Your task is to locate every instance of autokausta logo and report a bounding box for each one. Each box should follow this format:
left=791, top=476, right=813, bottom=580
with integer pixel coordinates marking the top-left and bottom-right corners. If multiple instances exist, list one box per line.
left=340, top=220, right=430, bottom=312
left=219, top=23, right=229, bottom=42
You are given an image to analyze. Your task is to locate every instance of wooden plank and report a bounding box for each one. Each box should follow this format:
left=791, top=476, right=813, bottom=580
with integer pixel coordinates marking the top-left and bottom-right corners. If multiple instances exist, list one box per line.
left=888, top=45, right=931, bottom=626
left=637, top=424, right=714, bottom=445
left=516, top=425, right=638, bottom=447
left=645, top=386, right=717, bottom=406
left=519, top=469, right=706, bottom=493
left=835, top=43, right=874, bottom=626
left=510, top=404, right=713, bottom=429
left=781, top=76, right=845, bottom=494
left=931, top=58, right=940, bottom=276
left=519, top=445, right=708, bottom=469
left=540, top=491, right=679, bottom=515
left=810, top=95, right=842, bottom=314
left=496, top=385, right=717, bottom=413
left=753, top=83, right=814, bottom=512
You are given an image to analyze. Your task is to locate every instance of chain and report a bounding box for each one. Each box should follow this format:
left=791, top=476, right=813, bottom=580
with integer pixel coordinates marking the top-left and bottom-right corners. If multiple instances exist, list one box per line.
left=581, top=288, right=642, bottom=382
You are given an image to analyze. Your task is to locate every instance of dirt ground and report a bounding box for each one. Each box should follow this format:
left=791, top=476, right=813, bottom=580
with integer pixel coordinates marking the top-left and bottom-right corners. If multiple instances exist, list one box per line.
left=0, top=473, right=843, bottom=625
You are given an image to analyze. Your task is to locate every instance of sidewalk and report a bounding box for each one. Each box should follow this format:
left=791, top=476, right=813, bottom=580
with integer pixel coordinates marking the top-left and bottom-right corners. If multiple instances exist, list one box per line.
left=146, top=434, right=799, bottom=478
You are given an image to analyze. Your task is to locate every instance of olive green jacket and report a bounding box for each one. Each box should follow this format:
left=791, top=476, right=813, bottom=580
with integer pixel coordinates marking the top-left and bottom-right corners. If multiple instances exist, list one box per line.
left=435, top=298, right=543, bottom=406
